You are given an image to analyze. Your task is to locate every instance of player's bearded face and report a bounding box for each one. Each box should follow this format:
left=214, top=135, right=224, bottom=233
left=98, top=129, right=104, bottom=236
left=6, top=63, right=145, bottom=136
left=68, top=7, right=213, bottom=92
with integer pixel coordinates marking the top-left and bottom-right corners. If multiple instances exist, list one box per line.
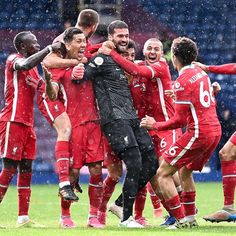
left=143, top=41, right=163, bottom=64
left=110, top=28, right=129, bottom=53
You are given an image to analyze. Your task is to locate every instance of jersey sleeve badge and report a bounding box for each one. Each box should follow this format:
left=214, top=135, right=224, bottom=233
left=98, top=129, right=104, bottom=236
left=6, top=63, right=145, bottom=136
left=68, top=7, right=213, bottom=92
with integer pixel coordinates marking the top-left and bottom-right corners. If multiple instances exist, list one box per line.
left=94, top=57, right=104, bottom=66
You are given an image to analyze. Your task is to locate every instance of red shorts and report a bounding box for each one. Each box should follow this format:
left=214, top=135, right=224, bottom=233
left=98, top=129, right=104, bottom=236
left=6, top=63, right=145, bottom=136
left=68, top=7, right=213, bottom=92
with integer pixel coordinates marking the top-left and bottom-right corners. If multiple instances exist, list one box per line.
left=163, top=131, right=221, bottom=171
left=150, top=129, right=182, bottom=158
left=229, top=131, right=236, bottom=146
left=0, top=121, right=36, bottom=161
left=37, top=94, right=65, bottom=126
left=70, top=122, right=104, bottom=169
left=103, top=136, right=121, bottom=167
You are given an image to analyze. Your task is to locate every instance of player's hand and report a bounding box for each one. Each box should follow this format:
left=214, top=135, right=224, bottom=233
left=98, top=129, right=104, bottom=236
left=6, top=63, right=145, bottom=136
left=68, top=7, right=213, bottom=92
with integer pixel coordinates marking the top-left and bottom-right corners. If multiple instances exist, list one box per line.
left=125, top=72, right=133, bottom=84
left=192, top=61, right=209, bottom=72
left=26, top=75, right=39, bottom=89
left=165, top=89, right=176, bottom=100
left=42, top=65, right=52, bottom=83
left=102, top=40, right=115, bottom=49
left=212, top=81, right=221, bottom=95
left=140, top=115, right=157, bottom=130
left=72, top=63, right=85, bottom=80
left=98, top=41, right=114, bottom=55
left=50, top=42, right=67, bottom=58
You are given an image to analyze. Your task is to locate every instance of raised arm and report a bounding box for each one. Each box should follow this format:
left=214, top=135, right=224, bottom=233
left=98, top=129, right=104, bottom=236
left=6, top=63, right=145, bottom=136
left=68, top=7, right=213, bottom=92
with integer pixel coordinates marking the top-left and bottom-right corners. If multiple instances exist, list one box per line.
left=208, top=63, right=236, bottom=74
left=14, top=42, right=62, bottom=71
left=109, top=49, right=154, bottom=78
left=43, top=66, right=59, bottom=101
left=193, top=62, right=236, bottom=74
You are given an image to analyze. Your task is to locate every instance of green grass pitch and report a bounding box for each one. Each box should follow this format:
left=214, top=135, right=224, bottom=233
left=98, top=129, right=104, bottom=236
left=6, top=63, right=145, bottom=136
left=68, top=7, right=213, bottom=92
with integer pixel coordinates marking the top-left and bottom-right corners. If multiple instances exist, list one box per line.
left=0, top=182, right=235, bottom=236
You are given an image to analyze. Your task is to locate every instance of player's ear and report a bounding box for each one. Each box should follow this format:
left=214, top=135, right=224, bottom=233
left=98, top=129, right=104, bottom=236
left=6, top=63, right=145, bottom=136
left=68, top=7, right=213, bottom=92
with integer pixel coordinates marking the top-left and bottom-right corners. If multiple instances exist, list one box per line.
left=64, top=42, right=70, bottom=51
left=108, top=34, right=112, bottom=41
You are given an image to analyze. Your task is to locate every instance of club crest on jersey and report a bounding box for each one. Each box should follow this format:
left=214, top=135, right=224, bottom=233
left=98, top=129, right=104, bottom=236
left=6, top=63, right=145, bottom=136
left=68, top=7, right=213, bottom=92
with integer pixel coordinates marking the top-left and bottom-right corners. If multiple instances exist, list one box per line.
left=94, top=57, right=104, bottom=66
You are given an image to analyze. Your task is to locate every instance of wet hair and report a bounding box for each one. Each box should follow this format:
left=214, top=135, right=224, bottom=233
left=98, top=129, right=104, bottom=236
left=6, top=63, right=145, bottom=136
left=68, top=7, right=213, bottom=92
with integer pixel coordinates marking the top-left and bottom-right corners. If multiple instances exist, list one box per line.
left=171, top=37, right=198, bottom=66
left=13, top=31, right=31, bottom=51
left=63, top=27, right=84, bottom=43
left=77, top=9, right=99, bottom=28
left=128, top=39, right=136, bottom=50
left=108, top=20, right=128, bottom=35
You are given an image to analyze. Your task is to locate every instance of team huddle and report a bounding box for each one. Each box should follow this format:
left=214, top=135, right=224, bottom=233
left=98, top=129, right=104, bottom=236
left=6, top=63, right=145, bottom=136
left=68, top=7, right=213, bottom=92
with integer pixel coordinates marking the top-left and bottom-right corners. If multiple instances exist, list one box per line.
left=0, top=9, right=235, bottom=230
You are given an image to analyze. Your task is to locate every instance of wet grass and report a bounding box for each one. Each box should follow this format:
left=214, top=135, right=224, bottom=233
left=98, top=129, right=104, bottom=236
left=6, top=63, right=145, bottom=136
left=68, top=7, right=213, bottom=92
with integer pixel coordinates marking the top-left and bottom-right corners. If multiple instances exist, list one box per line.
left=0, top=182, right=235, bottom=236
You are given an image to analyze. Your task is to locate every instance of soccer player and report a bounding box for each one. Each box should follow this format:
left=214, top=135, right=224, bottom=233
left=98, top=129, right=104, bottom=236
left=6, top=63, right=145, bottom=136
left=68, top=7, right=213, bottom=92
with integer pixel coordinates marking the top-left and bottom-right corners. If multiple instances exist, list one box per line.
left=98, top=40, right=152, bottom=226
left=0, top=31, right=61, bottom=227
left=36, top=9, right=100, bottom=205
left=45, top=27, right=104, bottom=228
left=193, top=61, right=236, bottom=222
left=43, top=8, right=100, bottom=68
left=81, top=20, right=158, bottom=228
left=100, top=37, right=183, bottom=226
left=140, top=37, right=221, bottom=228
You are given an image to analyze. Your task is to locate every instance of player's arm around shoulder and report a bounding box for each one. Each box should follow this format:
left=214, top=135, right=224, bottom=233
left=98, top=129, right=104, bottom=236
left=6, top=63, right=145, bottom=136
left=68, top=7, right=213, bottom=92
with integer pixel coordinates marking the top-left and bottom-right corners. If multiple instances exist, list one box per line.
left=14, top=42, right=63, bottom=71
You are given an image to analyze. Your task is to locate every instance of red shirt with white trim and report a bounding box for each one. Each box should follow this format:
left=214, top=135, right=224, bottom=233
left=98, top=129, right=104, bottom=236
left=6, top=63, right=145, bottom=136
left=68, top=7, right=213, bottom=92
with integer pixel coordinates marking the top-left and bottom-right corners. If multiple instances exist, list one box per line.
left=144, top=58, right=175, bottom=122
left=0, top=53, right=39, bottom=126
left=50, top=67, right=99, bottom=127
left=154, top=65, right=221, bottom=136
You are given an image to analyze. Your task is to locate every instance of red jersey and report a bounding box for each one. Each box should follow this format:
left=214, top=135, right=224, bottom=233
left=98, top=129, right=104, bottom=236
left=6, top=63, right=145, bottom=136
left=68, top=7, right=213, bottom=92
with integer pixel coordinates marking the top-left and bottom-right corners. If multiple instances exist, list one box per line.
left=0, top=54, right=39, bottom=126
left=110, top=51, right=175, bottom=122
left=208, top=63, right=236, bottom=74
left=154, top=65, right=221, bottom=136
left=50, top=67, right=99, bottom=127
left=129, top=61, right=147, bottom=119
left=144, top=59, right=175, bottom=121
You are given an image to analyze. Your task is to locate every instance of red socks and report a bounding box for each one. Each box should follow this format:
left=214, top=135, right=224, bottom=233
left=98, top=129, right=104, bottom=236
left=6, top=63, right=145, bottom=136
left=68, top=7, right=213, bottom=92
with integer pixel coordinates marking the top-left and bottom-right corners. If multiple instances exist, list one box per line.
left=165, top=195, right=185, bottom=220
left=55, top=141, right=70, bottom=184
left=61, top=197, right=72, bottom=217
left=181, top=191, right=196, bottom=217
left=0, top=168, right=16, bottom=202
left=147, top=182, right=161, bottom=209
left=17, top=172, right=32, bottom=216
left=134, top=186, right=147, bottom=219
left=99, top=176, right=118, bottom=212
left=221, top=160, right=236, bottom=207
left=88, top=174, right=103, bottom=216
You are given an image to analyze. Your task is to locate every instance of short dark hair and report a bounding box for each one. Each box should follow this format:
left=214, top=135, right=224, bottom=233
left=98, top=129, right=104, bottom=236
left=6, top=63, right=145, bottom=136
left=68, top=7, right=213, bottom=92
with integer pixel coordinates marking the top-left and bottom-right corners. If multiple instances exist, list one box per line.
left=128, top=39, right=136, bottom=50
left=108, top=20, right=128, bottom=35
left=171, top=37, right=198, bottom=66
left=63, top=27, right=83, bottom=43
left=78, top=9, right=99, bottom=28
left=13, top=31, right=31, bottom=51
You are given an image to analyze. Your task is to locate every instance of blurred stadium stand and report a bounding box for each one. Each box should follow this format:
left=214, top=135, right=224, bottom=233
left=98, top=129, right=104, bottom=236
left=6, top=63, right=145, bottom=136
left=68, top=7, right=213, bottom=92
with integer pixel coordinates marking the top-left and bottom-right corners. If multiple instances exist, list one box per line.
left=0, top=0, right=235, bottom=183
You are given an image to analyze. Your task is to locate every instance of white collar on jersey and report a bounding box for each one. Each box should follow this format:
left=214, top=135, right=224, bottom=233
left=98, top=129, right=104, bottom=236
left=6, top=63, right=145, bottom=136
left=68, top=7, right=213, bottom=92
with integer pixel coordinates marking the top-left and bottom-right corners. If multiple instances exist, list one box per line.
left=179, top=63, right=195, bottom=76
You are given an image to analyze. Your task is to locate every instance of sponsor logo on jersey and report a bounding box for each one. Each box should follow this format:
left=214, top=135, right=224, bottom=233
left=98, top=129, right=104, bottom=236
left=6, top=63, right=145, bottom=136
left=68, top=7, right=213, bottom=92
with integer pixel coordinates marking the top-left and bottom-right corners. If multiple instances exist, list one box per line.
left=175, top=81, right=184, bottom=91
left=12, top=147, right=18, bottom=155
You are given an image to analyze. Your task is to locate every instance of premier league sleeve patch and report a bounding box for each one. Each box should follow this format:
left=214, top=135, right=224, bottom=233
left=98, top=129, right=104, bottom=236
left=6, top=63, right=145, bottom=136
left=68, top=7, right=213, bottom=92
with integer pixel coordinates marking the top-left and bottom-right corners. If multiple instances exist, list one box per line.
left=94, top=57, right=104, bottom=66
